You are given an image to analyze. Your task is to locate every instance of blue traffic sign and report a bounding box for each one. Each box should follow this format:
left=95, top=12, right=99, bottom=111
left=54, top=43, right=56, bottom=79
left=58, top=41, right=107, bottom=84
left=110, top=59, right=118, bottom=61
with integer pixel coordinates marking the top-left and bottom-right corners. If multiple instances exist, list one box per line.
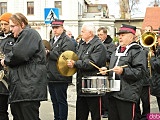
left=44, top=8, right=59, bottom=24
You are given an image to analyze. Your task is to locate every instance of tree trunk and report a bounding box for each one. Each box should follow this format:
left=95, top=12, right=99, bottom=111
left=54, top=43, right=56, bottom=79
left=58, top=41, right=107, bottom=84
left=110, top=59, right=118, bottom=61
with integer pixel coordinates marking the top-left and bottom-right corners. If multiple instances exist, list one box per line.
left=119, top=0, right=129, bottom=19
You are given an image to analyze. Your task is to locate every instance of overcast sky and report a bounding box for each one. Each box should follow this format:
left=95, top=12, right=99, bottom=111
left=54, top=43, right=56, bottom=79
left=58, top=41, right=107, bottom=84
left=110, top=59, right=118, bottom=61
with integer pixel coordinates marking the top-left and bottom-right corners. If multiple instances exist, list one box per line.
left=90, top=0, right=155, bottom=18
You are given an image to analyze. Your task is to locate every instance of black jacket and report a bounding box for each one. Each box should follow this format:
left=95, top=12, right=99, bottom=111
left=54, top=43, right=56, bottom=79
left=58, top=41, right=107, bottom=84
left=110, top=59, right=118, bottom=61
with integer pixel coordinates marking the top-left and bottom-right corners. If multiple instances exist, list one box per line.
left=103, top=35, right=116, bottom=64
left=0, top=33, right=15, bottom=95
left=47, top=32, right=76, bottom=83
left=4, top=26, right=47, bottom=103
left=109, top=42, right=147, bottom=103
left=150, top=46, right=160, bottom=97
left=75, top=35, right=107, bottom=96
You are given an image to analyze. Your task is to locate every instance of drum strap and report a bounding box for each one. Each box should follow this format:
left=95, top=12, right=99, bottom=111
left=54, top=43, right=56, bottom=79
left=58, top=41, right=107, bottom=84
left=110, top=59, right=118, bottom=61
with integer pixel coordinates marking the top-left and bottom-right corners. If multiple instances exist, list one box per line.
left=113, top=43, right=140, bottom=79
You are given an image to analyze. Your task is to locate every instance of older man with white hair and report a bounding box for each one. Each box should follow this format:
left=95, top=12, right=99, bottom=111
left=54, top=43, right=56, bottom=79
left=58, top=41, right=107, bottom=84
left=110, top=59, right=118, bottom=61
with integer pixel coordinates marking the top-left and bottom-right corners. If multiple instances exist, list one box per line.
left=67, top=22, right=107, bottom=120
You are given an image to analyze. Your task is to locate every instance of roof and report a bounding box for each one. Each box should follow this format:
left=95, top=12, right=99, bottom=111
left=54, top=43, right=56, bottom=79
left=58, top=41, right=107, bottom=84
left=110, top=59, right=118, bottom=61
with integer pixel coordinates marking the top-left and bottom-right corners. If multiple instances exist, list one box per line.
left=142, top=6, right=160, bottom=30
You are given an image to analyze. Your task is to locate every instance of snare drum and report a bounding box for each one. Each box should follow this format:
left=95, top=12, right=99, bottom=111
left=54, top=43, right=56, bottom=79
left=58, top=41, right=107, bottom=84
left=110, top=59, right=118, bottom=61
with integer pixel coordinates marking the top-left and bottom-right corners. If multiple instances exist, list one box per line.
left=82, top=76, right=108, bottom=94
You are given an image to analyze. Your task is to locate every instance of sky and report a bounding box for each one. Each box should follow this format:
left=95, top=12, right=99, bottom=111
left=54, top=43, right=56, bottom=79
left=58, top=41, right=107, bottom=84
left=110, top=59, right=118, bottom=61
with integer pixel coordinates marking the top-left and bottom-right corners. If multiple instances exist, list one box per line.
left=90, top=0, right=155, bottom=18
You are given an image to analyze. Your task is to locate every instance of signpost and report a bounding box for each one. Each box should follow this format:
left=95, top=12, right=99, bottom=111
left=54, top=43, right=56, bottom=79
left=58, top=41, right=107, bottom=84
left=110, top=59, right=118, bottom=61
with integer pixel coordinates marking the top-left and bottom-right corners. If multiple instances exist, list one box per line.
left=44, top=8, right=59, bottom=24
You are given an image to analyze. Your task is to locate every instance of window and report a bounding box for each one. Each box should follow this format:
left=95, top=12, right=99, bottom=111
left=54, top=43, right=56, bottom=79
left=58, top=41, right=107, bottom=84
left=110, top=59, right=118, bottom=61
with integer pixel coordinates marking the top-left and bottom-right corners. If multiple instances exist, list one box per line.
left=55, top=1, right=62, bottom=15
left=27, top=1, right=34, bottom=15
left=0, top=2, right=7, bottom=15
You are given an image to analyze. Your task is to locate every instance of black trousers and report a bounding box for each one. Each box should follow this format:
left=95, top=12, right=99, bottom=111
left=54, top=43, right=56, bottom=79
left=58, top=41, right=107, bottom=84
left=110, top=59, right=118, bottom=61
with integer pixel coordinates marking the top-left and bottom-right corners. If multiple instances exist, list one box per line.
left=76, top=96, right=101, bottom=120
left=135, top=86, right=150, bottom=120
left=0, top=94, right=9, bottom=120
left=10, top=101, right=41, bottom=120
left=101, top=92, right=109, bottom=115
left=108, top=96, right=135, bottom=120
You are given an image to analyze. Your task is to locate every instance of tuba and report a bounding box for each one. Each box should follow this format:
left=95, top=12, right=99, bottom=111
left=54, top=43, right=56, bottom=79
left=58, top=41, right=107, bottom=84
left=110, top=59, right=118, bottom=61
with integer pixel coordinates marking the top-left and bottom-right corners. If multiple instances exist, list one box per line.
left=140, top=32, right=157, bottom=76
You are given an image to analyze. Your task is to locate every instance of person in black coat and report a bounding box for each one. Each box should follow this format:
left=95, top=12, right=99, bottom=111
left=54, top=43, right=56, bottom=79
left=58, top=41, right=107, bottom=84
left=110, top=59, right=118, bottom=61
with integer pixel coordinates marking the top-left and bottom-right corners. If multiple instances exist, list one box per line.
left=1, top=13, right=47, bottom=120
left=67, top=23, right=107, bottom=120
left=0, top=12, right=14, bottom=120
left=99, top=24, right=147, bottom=120
left=97, top=27, right=116, bottom=118
left=134, top=27, right=151, bottom=120
left=150, top=33, right=160, bottom=111
left=47, top=20, right=76, bottom=120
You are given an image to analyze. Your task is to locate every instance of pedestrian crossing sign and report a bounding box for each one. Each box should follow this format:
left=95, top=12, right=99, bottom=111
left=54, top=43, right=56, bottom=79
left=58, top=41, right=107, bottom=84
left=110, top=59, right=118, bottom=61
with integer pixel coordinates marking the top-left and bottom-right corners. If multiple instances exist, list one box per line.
left=44, top=8, right=59, bottom=24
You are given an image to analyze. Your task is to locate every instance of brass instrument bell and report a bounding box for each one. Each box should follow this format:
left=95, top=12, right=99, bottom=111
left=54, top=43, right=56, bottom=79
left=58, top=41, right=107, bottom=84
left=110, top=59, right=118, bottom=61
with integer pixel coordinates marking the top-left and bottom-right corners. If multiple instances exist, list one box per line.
left=140, top=32, right=157, bottom=76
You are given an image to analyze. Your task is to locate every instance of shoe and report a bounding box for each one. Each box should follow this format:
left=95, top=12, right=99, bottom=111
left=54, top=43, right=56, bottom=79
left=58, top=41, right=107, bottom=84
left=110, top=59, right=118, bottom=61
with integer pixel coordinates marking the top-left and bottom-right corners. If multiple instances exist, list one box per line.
left=102, top=111, right=108, bottom=118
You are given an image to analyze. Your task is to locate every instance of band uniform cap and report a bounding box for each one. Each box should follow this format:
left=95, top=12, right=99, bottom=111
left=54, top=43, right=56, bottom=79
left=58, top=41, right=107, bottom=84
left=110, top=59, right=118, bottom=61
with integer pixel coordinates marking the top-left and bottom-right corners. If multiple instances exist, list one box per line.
left=51, top=19, right=64, bottom=27
left=0, top=13, right=12, bottom=23
left=116, top=24, right=136, bottom=35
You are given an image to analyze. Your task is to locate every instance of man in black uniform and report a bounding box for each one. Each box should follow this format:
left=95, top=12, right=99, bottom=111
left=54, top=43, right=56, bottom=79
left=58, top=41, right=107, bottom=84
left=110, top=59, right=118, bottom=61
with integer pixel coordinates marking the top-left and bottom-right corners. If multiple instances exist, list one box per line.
left=134, top=26, right=151, bottom=120
left=97, top=27, right=116, bottom=118
left=47, top=19, right=76, bottom=120
left=67, top=22, right=107, bottom=120
left=150, top=32, right=160, bottom=111
left=0, top=12, right=14, bottom=120
left=100, top=24, right=147, bottom=120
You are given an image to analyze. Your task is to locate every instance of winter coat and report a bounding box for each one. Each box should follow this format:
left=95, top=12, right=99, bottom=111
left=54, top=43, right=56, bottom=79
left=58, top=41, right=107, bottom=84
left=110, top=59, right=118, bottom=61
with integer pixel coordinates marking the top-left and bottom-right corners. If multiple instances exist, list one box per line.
left=103, top=35, right=116, bottom=65
left=0, top=33, right=15, bottom=95
left=150, top=46, right=160, bottom=97
left=47, top=32, right=76, bottom=83
left=108, top=42, right=147, bottom=103
left=4, top=26, right=47, bottom=103
left=75, top=35, right=107, bottom=97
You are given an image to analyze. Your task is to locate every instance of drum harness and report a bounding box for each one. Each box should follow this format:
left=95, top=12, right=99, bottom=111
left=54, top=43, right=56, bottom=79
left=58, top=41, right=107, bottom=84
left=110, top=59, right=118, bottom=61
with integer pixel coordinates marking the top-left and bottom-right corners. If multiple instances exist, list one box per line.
left=113, top=43, right=142, bottom=82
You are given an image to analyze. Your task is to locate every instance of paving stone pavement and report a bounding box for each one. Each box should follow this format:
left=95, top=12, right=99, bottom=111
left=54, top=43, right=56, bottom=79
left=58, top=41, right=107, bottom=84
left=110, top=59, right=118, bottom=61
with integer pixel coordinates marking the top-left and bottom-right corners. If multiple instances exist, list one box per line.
left=9, top=74, right=159, bottom=120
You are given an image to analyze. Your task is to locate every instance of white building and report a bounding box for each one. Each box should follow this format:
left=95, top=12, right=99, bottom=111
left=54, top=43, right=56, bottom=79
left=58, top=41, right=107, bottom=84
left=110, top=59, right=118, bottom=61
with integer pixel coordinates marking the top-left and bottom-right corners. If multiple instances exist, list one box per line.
left=0, top=0, right=115, bottom=40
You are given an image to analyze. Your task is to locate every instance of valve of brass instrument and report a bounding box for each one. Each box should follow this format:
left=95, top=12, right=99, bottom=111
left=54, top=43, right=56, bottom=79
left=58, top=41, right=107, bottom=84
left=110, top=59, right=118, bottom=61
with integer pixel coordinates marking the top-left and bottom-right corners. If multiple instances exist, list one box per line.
left=0, top=51, right=5, bottom=60
left=0, top=70, right=4, bottom=80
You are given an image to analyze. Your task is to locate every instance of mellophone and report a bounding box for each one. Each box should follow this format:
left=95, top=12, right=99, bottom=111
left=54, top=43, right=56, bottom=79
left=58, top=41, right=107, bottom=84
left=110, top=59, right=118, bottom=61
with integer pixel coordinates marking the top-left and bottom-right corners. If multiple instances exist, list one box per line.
left=81, top=61, right=128, bottom=95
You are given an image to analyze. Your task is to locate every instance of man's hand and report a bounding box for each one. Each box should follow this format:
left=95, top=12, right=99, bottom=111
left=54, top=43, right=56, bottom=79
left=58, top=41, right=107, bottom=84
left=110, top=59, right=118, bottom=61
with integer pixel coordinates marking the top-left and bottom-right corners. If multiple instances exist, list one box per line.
left=112, top=66, right=123, bottom=75
left=67, top=59, right=75, bottom=68
left=99, top=67, right=108, bottom=75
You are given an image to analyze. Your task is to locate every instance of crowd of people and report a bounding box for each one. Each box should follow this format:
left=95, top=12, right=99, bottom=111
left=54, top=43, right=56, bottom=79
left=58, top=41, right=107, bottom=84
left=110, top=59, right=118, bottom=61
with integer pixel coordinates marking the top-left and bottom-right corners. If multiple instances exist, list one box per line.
left=0, top=12, right=160, bottom=120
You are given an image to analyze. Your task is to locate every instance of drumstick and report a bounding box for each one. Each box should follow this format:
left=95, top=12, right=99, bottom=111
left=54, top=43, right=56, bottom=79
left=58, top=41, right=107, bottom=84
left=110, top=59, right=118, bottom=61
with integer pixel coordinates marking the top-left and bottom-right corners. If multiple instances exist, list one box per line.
left=89, top=61, right=101, bottom=70
left=97, top=65, right=128, bottom=74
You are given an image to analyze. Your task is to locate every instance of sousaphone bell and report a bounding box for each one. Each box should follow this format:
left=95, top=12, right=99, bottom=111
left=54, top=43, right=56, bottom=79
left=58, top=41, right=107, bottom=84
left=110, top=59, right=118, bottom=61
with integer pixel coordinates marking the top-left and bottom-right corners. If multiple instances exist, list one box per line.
left=57, top=50, right=78, bottom=76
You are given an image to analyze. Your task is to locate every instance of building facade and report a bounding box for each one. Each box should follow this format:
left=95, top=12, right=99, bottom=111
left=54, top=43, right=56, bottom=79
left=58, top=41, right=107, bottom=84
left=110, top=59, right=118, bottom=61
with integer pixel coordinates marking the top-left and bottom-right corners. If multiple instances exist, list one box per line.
left=1, top=0, right=145, bottom=41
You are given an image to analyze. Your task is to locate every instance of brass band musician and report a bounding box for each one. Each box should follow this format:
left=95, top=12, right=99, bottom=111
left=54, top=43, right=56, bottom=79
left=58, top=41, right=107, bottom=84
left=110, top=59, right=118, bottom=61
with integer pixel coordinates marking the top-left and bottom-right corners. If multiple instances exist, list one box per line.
left=67, top=22, right=107, bottom=120
left=100, top=24, right=147, bottom=120
left=0, top=12, right=14, bottom=120
left=134, top=26, right=151, bottom=120
left=150, top=32, right=160, bottom=111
